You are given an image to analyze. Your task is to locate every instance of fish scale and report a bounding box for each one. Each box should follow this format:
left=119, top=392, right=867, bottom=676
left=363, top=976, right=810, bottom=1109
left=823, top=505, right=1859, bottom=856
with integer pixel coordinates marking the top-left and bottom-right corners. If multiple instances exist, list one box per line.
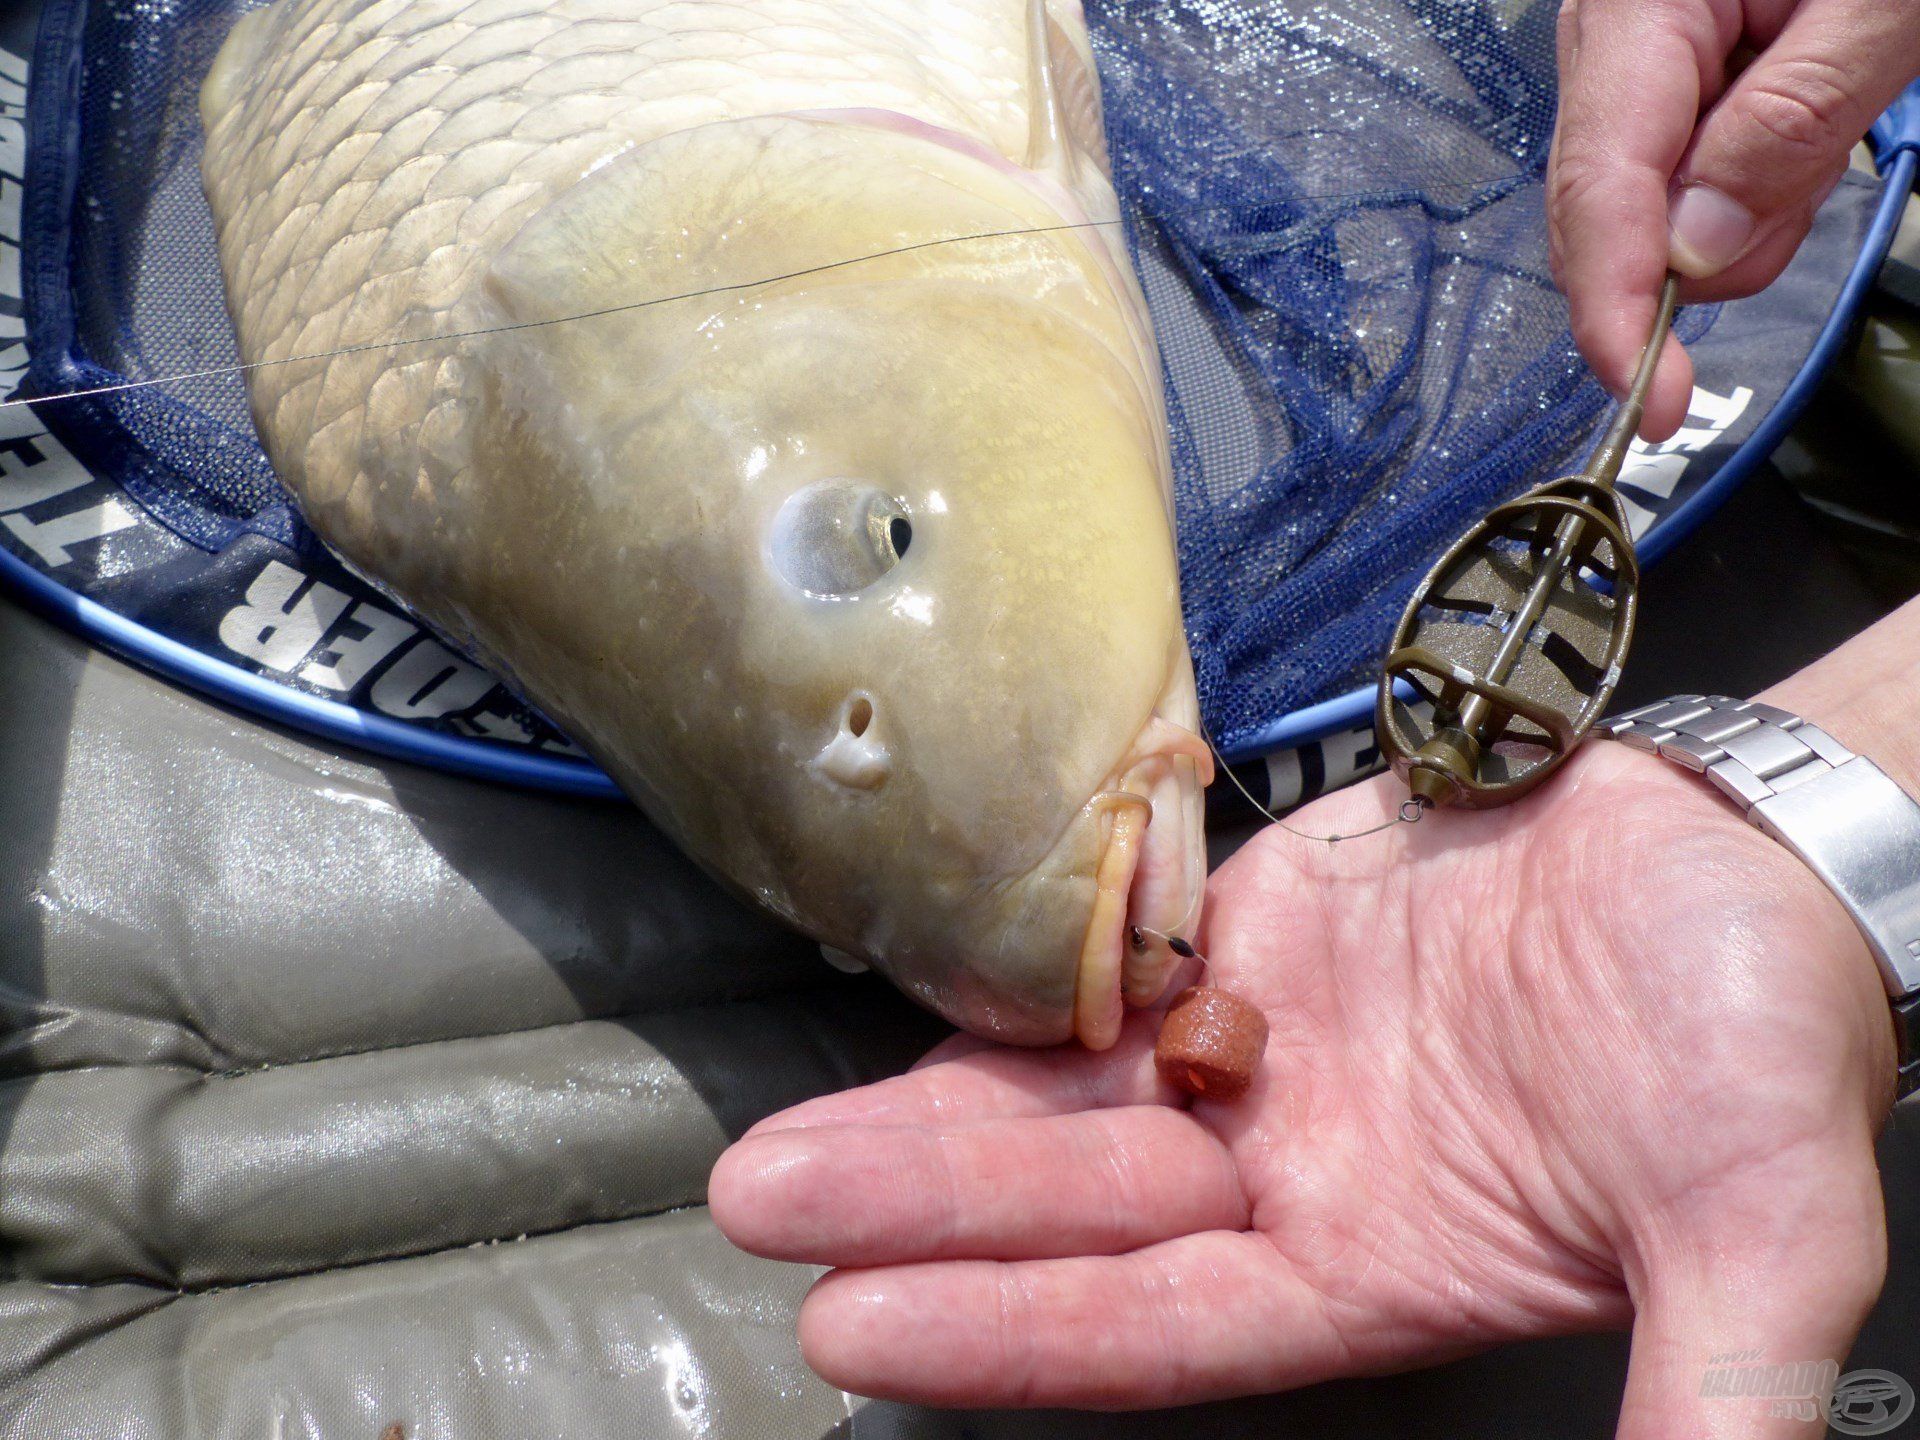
left=200, top=0, right=1211, bottom=1050
left=202, top=0, right=1050, bottom=549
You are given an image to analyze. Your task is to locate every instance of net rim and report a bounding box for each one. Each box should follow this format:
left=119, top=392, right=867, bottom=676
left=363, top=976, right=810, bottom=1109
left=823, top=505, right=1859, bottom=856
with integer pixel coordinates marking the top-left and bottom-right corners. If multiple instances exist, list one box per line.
left=2, top=143, right=1911, bottom=795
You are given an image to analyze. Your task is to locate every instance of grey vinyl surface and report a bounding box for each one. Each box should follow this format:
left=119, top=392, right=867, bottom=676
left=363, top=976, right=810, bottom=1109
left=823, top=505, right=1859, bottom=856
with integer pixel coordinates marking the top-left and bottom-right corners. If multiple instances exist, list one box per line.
left=0, top=463, right=1918, bottom=1439
left=0, top=579, right=950, bottom=1437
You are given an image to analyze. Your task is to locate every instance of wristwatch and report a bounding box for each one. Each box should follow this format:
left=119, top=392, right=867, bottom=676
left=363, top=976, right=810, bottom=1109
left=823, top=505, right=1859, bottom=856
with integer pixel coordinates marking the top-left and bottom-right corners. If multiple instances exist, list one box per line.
left=1602, top=694, right=1920, bottom=1100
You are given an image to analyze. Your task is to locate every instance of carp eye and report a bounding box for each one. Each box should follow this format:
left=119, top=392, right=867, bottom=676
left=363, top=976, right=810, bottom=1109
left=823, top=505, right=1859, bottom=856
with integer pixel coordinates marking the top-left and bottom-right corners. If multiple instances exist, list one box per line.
left=769, top=482, right=912, bottom=598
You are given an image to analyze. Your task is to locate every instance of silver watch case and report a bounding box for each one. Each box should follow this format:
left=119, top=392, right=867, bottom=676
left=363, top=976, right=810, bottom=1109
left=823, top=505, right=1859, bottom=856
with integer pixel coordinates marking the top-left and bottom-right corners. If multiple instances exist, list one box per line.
left=1605, top=694, right=1920, bottom=1099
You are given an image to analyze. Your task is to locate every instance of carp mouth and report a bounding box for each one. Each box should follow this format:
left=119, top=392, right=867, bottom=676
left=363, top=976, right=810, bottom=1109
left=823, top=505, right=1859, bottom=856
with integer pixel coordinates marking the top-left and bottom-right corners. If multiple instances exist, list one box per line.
left=1072, top=719, right=1213, bottom=1050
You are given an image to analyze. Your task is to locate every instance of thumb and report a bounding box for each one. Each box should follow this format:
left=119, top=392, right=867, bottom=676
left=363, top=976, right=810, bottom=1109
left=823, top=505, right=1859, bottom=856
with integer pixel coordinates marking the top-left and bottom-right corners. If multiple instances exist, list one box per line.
left=1667, top=0, right=1920, bottom=295
left=1615, top=1151, right=1888, bottom=1440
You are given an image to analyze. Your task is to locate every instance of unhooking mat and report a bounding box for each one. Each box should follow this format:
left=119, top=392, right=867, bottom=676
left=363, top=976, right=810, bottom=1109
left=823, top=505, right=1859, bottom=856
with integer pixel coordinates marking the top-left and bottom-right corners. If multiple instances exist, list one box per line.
left=5, top=467, right=1920, bottom=1438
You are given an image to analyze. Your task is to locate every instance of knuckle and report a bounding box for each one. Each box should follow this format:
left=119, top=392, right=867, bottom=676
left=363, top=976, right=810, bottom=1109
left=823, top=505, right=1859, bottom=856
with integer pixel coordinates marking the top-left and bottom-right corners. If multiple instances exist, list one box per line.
left=993, top=1269, right=1043, bottom=1406
left=1734, top=57, right=1862, bottom=165
left=1582, top=0, right=1715, bottom=44
left=1546, top=142, right=1612, bottom=218
left=1634, top=0, right=1702, bottom=30
left=1137, top=1252, right=1199, bottom=1399
left=1566, top=308, right=1611, bottom=365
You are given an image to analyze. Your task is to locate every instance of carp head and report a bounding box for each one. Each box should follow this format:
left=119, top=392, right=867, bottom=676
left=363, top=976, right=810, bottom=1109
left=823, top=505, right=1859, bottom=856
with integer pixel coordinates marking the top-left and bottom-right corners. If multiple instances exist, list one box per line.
left=464, top=115, right=1207, bottom=1047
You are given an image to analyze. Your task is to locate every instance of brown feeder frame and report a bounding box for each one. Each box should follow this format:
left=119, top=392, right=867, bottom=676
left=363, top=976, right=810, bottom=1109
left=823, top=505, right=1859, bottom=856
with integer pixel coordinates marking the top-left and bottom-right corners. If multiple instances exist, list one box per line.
left=1376, top=276, right=1678, bottom=811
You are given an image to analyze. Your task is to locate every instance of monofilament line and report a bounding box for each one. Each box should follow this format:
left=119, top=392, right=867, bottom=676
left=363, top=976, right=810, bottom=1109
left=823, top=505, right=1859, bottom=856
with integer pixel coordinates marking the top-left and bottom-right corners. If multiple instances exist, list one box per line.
left=0, top=217, right=1126, bottom=411
left=0, top=170, right=1534, bottom=413
left=1209, top=733, right=1426, bottom=843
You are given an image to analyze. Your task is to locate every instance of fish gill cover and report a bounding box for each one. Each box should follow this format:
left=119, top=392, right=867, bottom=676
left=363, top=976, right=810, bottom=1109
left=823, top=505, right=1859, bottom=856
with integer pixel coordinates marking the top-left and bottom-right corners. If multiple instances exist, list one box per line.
left=4, top=0, right=1876, bottom=772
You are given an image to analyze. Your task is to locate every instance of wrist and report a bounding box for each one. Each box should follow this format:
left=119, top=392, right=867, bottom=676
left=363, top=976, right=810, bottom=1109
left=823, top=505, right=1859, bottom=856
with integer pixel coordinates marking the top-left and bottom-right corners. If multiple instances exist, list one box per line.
left=1577, top=716, right=1901, bottom=1115
left=1761, top=595, right=1920, bottom=804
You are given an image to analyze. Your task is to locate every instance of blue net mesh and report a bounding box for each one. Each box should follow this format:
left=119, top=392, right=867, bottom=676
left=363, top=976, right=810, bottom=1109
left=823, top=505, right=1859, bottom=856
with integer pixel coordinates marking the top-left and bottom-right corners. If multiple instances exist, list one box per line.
left=16, top=0, right=1741, bottom=764
left=1085, top=0, right=1712, bottom=752
left=33, top=0, right=294, bottom=551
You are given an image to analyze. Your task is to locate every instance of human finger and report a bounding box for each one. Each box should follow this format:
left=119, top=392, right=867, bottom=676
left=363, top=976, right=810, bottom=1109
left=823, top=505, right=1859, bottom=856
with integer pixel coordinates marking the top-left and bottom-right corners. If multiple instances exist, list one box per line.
left=797, top=1230, right=1346, bottom=1408
left=739, top=1020, right=1170, bottom=1137
left=712, top=1104, right=1248, bottom=1266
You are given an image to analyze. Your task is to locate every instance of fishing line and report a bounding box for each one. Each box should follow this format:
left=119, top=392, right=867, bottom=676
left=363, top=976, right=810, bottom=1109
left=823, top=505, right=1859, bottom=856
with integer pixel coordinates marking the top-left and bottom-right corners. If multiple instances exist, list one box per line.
left=0, top=217, right=1128, bottom=411
left=1207, top=732, right=1426, bottom=843
left=1132, top=923, right=1213, bottom=980
left=1128, top=767, right=1420, bottom=1002
left=0, top=171, right=1538, bottom=414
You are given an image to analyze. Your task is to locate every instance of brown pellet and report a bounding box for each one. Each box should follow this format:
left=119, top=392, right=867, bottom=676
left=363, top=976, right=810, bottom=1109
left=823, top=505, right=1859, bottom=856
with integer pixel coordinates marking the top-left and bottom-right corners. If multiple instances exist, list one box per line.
left=1154, top=986, right=1268, bottom=1101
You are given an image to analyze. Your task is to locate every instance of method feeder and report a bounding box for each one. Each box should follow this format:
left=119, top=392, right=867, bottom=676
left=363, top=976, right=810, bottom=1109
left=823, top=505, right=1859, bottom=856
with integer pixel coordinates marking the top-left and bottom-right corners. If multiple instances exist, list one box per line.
left=1160, top=278, right=1681, bottom=1103
left=1376, top=275, right=1681, bottom=809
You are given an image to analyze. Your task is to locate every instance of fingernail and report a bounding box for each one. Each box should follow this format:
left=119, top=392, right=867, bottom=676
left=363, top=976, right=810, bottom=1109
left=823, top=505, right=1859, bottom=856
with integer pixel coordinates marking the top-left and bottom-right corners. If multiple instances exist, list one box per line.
left=1667, top=183, right=1756, bottom=278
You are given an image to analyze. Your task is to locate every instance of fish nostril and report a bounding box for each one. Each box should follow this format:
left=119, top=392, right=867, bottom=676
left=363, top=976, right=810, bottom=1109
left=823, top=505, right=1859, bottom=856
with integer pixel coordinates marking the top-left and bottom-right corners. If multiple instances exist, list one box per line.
left=815, top=693, right=889, bottom=790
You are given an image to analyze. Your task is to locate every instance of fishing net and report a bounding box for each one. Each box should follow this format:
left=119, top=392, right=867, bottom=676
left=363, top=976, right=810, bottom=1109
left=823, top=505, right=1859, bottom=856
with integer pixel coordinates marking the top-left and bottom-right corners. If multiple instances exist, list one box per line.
left=1089, top=0, right=1653, bottom=755
left=5, top=0, right=1892, bottom=778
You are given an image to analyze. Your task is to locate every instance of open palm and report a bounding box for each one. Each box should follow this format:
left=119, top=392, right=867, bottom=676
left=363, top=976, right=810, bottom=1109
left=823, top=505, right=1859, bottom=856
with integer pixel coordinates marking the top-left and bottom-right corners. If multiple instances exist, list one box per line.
left=711, top=743, right=1895, bottom=1436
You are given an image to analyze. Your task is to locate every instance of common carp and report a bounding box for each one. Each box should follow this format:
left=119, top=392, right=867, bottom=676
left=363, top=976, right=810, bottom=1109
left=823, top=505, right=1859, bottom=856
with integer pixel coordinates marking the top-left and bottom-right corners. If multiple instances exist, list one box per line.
left=198, top=0, right=1208, bottom=1047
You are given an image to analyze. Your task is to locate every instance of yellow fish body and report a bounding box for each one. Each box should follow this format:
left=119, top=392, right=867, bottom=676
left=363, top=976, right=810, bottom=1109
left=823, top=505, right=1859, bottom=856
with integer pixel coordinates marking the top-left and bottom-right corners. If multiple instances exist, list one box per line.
left=200, top=0, right=1208, bottom=1046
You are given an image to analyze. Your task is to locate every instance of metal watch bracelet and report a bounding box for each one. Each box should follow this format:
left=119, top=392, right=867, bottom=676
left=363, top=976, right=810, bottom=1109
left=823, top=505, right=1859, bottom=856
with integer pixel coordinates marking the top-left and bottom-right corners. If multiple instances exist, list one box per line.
left=1603, top=694, right=1920, bottom=1100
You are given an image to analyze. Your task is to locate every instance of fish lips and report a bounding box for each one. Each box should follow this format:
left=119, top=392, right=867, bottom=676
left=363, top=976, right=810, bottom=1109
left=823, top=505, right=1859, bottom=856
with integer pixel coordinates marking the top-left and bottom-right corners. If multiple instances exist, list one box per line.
left=856, top=749, right=1208, bottom=1050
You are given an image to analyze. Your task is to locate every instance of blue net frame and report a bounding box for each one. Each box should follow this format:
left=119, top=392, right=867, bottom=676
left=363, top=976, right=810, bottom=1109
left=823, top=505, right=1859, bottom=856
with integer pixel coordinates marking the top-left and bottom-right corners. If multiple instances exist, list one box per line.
left=6, top=0, right=1919, bottom=798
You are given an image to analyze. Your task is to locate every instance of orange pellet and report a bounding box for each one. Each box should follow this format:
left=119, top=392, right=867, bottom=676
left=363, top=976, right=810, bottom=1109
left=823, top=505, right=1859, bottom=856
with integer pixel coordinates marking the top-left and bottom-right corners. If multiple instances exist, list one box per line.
left=1154, top=987, right=1268, bottom=1101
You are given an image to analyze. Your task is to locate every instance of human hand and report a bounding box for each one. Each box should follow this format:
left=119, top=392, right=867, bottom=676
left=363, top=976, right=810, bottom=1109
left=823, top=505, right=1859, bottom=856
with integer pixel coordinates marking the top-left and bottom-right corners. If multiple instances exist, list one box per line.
left=711, top=743, right=1895, bottom=1435
left=1548, top=0, right=1920, bottom=439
